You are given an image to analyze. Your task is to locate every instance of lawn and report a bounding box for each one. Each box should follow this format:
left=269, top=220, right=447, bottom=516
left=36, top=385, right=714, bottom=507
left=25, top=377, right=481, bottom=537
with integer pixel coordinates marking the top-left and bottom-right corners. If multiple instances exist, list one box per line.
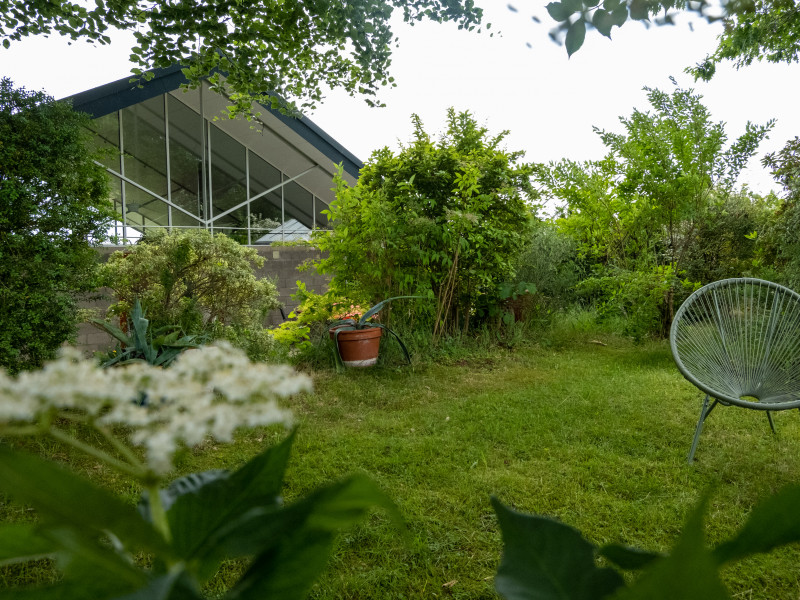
left=4, top=337, right=800, bottom=598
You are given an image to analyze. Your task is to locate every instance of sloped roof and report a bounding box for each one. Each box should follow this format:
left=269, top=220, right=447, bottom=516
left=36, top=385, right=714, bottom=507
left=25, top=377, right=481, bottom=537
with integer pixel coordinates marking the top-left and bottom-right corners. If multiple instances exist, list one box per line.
left=64, top=65, right=362, bottom=180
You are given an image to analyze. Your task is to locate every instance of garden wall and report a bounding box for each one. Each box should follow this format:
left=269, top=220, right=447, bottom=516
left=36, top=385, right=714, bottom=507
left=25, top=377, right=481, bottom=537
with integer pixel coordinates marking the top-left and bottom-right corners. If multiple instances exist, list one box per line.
left=73, top=245, right=329, bottom=356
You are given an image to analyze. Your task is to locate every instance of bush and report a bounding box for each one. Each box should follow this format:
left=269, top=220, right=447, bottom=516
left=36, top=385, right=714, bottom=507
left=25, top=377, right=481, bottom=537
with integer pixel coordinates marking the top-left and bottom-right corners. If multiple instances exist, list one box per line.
left=99, top=230, right=281, bottom=359
left=0, top=78, right=113, bottom=373
left=315, top=109, right=537, bottom=338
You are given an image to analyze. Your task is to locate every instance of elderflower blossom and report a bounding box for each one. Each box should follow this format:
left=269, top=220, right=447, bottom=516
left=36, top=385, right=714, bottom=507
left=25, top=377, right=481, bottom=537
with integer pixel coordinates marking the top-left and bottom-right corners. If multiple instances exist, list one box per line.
left=0, top=343, right=308, bottom=475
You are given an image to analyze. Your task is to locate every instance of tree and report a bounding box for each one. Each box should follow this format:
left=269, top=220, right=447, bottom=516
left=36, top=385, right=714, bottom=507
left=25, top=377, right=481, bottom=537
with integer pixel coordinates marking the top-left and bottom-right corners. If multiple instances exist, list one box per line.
left=538, top=81, right=772, bottom=336
left=0, top=0, right=484, bottom=116
left=0, top=78, right=113, bottom=373
left=594, top=80, right=772, bottom=288
left=534, top=0, right=800, bottom=78
left=315, top=109, right=537, bottom=338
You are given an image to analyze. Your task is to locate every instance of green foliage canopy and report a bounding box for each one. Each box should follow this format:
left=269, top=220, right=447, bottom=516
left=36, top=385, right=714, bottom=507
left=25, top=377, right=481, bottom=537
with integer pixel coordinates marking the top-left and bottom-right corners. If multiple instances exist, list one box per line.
left=0, top=0, right=484, bottom=115
left=0, top=78, right=113, bottom=373
left=538, top=81, right=772, bottom=336
left=315, top=109, right=537, bottom=336
left=539, top=0, right=800, bottom=81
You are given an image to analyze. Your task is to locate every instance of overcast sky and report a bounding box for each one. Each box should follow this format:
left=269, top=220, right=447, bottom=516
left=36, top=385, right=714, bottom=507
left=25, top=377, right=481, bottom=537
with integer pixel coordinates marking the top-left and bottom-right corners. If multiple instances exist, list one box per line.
left=2, top=2, right=798, bottom=196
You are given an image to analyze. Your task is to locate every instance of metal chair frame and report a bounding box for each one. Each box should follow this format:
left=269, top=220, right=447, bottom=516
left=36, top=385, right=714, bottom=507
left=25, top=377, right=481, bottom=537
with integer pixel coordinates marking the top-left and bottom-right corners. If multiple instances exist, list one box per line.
left=670, top=278, right=800, bottom=463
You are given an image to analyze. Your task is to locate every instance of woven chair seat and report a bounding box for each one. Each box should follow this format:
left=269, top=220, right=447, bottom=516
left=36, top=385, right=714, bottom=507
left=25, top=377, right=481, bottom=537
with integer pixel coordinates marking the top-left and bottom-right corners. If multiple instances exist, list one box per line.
left=670, top=278, right=800, bottom=462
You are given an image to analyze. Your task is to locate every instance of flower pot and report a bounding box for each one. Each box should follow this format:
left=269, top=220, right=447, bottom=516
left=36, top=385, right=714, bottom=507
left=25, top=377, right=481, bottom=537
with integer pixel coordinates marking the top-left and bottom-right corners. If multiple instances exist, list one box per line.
left=329, top=327, right=382, bottom=367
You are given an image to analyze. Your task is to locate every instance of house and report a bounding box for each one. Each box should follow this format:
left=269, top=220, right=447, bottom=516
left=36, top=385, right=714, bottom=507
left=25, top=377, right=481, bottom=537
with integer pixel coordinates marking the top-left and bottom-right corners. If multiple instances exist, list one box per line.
left=67, top=65, right=362, bottom=244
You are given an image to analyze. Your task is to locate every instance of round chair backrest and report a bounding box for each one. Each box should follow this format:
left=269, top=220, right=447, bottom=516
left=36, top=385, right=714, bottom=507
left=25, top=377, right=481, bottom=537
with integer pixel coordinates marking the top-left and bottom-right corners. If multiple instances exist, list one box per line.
left=670, top=278, right=800, bottom=410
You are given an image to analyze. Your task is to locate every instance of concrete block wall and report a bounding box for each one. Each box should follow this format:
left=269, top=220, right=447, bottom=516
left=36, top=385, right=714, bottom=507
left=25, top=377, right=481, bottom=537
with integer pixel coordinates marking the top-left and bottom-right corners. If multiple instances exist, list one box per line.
left=72, top=245, right=330, bottom=356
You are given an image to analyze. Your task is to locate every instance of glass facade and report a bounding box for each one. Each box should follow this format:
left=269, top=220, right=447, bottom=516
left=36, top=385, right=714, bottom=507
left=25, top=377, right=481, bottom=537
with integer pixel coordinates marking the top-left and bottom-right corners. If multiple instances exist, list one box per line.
left=88, top=90, right=328, bottom=244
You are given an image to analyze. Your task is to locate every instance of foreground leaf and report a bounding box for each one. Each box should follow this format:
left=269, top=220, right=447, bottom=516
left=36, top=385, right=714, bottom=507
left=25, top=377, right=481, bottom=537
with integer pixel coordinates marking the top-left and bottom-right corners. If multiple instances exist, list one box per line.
left=713, top=484, right=800, bottom=564
left=0, top=446, right=169, bottom=557
left=491, top=497, right=623, bottom=600
left=166, top=433, right=295, bottom=577
left=611, top=497, right=730, bottom=600
left=225, top=474, right=402, bottom=600
left=0, top=524, right=56, bottom=566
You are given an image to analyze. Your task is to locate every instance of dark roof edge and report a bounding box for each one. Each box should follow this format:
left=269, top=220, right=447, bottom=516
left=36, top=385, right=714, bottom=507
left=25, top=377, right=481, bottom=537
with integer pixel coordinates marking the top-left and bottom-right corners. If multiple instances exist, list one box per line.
left=62, top=65, right=363, bottom=179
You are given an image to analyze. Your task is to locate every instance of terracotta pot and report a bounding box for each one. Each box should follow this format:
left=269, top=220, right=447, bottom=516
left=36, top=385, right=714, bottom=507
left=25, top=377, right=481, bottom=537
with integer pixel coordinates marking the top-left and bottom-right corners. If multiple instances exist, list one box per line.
left=329, top=327, right=382, bottom=367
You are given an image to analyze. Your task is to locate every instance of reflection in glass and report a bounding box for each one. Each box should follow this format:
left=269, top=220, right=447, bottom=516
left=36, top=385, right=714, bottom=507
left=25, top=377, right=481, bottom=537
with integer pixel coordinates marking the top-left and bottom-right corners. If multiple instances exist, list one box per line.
left=168, top=96, right=204, bottom=221
left=209, top=127, right=246, bottom=228
left=314, top=198, right=331, bottom=230
left=87, top=112, right=120, bottom=171
left=284, top=180, right=314, bottom=227
left=122, top=96, right=167, bottom=200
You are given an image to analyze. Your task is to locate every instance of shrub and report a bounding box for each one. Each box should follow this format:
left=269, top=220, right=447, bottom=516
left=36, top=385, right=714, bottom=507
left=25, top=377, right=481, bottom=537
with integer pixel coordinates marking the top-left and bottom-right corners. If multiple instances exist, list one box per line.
left=99, top=230, right=280, bottom=359
left=0, top=78, right=113, bottom=373
left=315, top=109, right=537, bottom=338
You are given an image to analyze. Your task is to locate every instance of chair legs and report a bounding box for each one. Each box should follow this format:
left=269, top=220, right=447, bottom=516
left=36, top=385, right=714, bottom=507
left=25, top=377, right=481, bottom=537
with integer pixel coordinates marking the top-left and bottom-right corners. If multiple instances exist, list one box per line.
left=689, top=397, right=780, bottom=464
left=688, top=394, right=719, bottom=464
left=767, top=411, right=776, bottom=434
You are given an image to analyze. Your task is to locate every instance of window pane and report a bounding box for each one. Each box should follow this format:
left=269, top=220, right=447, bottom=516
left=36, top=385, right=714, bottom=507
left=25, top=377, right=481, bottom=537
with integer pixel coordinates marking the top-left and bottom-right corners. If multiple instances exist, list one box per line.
left=284, top=180, right=314, bottom=240
left=167, top=96, right=204, bottom=221
left=124, top=187, right=169, bottom=228
left=87, top=112, right=120, bottom=172
left=121, top=96, right=168, bottom=199
left=209, top=126, right=246, bottom=226
left=314, top=197, right=331, bottom=230
left=248, top=151, right=281, bottom=198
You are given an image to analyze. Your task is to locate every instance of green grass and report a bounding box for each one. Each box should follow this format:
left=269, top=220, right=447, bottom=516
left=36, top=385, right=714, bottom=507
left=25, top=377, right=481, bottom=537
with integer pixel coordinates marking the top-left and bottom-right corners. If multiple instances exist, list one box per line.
left=4, top=336, right=800, bottom=598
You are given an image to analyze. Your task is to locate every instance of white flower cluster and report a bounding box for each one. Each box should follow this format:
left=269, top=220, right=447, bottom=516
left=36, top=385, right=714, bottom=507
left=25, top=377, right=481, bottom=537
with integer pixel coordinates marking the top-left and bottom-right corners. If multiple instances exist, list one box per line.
left=0, top=344, right=307, bottom=474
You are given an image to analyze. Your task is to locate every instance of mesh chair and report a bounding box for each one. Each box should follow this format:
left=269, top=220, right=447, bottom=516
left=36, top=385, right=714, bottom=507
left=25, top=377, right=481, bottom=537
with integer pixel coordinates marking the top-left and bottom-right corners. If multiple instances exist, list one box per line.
left=670, top=278, right=800, bottom=463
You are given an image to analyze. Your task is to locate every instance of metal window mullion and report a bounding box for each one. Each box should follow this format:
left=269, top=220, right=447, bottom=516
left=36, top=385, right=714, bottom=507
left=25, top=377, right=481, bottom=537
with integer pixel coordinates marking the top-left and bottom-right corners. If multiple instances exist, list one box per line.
left=246, top=150, right=251, bottom=245
left=207, top=120, right=214, bottom=235
left=164, top=94, right=172, bottom=230
left=95, top=162, right=205, bottom=224
left=200, top=83, right=209, bottom=231
left=246, top=166, right=317, bottom=205
left=119, top=109, right=127, bottom=241
left=281, top=172, right=285, bottom=243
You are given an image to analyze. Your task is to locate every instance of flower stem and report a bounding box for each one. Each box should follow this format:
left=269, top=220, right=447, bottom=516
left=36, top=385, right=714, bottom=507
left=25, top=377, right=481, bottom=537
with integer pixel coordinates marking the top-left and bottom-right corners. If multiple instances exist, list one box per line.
left=95, top=424, right=146, bottom=472
left=146, top=483, right=172, bottom=543
left=47, top=427, right=146, bottom=480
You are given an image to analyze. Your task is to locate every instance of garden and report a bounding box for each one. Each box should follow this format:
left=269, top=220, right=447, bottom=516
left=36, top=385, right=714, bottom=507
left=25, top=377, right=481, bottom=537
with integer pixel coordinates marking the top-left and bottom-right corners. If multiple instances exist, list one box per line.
left=3, top=1, right=800, bottom=598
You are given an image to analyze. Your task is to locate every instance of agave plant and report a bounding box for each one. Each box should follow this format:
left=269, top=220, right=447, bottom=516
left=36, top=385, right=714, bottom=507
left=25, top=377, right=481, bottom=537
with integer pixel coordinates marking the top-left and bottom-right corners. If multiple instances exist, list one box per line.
left=92, top=298, right=204, bottom=367
left=329, top=296, right=422, bottom=369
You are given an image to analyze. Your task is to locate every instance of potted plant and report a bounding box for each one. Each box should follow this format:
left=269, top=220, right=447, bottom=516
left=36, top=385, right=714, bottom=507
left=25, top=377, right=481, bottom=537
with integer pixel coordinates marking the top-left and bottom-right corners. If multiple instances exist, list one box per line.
left=329, top=296, right=420, bottom=369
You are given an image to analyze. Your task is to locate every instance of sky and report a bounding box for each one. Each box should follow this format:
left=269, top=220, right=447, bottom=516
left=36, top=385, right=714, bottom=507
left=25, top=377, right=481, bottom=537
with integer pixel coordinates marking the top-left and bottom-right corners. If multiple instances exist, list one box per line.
left=2, top=2, right=798, bottom=196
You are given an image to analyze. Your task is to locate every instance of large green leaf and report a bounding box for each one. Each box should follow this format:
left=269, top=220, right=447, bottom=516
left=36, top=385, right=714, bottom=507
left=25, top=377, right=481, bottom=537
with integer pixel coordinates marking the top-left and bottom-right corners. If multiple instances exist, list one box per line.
left=166, top=433, right=295, bottom=573
left=224, top=474, right=402, bottom=600
left=611, top=498, right=730, bottom=600
left=113, top=569, right=203, bottom=600
left=598, top=544, right=661, bottom=571
left=713, top=484, right=800, bottom=564
left=0, top=446, right=169, bottom=557
left=565, top=18, right=587, bottom=57
left=0, top=524, right=56, bottom=566
left=491, top=497, right=624, bottom=600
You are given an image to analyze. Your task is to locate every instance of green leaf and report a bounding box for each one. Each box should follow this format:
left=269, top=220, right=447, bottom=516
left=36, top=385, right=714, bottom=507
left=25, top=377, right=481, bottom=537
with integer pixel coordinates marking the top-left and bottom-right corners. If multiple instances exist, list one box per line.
left=90, top=318, right=131, bottom=345
left=2, top=39, right=10, bottom=49
left=224, top=475, right=402, bottom=600
left=598, top=544, right=662, bottom=570
left=612, top=496, right=730, bottom=600
left=491, top=497, right=623, bottom=600
left=545, top=2, right=572, bottom=22
left=113, top=569, right=203, bottom=600
left=0, top=446, right=169, bottom=557
left=0, top=524, right=56, bottom=566
left=610, top=6, right=628, bottom=27
left=629, top=0, right=649, bottom=21
left=565, top=18, right=587, bottom=57
left=359, top=296, right=425, bottom=325
left=592, top=9, right=615, bottom=37
left=166, top=433, right=295, bottom=576
left=713, top=484, right=800, bottom=564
